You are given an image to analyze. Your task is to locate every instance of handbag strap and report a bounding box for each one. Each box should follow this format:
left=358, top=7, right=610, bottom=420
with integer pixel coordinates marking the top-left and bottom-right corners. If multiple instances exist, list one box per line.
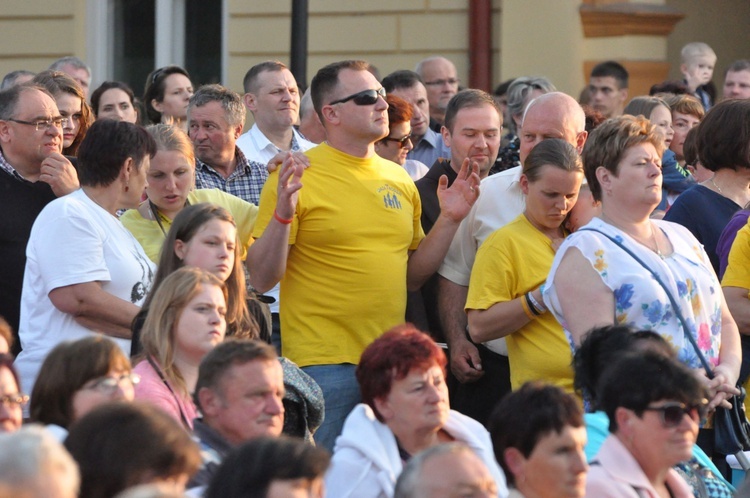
left=579, top=227, right=714, bottom=378
left=146, top=355, right=192, bottom=429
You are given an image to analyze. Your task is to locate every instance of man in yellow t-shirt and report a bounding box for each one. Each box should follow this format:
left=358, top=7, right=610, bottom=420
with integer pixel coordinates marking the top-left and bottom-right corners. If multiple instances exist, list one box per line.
left=247, top=60, right=480, bottom=450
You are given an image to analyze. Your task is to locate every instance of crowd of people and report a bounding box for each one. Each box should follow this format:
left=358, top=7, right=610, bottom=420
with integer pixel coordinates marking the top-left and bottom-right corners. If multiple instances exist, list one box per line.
left=1, top=39, right=750, bottom=497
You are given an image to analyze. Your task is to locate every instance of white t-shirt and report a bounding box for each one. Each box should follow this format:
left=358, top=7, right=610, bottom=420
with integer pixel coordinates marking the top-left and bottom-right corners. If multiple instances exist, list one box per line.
left=437, top=166, right=525, bottom=355
left=16, top=189, right=155, bottom=394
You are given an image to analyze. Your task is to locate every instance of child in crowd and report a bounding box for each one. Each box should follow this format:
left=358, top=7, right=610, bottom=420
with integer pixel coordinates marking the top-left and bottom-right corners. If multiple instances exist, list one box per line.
left=680, top=42, right=717, bottom=110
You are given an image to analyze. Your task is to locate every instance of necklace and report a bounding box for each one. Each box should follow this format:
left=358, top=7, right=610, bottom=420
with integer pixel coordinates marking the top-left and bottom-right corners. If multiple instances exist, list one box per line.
left=710, top=177, right=723, bottom=194
left=651, top=225, right=664, bottom=259
left=601, top=215, right=664, bottom=258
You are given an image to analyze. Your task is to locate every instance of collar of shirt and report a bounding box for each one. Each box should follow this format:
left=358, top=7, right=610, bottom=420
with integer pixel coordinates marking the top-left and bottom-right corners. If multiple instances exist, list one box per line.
left=196, top=146, right=252, bottom=179
left=416, top=127, right=442, bottom=150
left=0, top=147, right=30, bottom=182
left=244, top=124, right=312, bottom=163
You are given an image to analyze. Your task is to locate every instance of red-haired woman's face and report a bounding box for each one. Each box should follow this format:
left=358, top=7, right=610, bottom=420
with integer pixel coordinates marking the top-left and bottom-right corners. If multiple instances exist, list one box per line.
left=374, top=364, right=449, bottom=436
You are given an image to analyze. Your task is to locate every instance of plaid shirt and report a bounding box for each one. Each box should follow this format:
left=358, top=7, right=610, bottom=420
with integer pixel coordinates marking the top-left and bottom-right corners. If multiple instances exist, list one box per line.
left=194, top=146, right=266, bottom=206
left=0, top=147, right=29, bottom=182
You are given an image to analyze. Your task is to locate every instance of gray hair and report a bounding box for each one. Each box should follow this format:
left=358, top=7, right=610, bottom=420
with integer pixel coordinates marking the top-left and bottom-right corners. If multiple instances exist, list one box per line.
left=414, top=56, right=455, bottom=79
left=0, top=425, right=80, bottom=497
left=506, top=76, right=556, bottom=120
left=299, top=87, right=315, bottom=120
left=394, top=443, right=475, bottom=498
left=188, top=84, right=246, bottom=127
left=1, top=70, right=35, bottom=91
left=0, top=84, right=54, bottom=121
left=49, top=56, right=91, bottom=77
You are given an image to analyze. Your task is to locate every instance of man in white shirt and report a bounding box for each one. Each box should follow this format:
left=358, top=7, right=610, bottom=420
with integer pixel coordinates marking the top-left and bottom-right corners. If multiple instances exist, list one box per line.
left=236, top=62, right=316, bottom=339
left=237, top=61, right=315, bottom=167
left=438, top=92, right=587, bottom=424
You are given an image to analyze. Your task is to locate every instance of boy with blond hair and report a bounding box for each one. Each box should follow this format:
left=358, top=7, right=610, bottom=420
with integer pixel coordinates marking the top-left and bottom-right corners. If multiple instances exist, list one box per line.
left=680, top=42, right=717, bottom=110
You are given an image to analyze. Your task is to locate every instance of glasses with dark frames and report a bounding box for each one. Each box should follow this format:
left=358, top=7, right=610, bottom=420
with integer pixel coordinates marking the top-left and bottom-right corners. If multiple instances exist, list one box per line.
left=642, top=400, right=707, bottom=428
left=383, top=133, right=412, bottom=148
left=329, top=87, right=386, bottom=106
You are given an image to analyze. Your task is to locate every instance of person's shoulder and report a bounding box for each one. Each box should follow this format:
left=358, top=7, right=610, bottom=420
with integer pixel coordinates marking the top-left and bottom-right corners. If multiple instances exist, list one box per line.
left=481, top=165, right=521, bottom=189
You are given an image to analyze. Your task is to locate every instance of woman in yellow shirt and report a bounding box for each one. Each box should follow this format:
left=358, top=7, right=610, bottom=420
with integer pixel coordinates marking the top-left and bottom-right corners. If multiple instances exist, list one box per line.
left=466, top=138, right=583, bottom=392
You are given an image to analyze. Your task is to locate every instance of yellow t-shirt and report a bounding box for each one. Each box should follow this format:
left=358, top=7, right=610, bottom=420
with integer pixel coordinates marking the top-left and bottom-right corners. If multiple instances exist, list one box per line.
left=722, top=221, right=750, bottom=289
left=121, top=188, right=258, bottom=263
left=253, top=143, right=425, bottom=367
left=466, top=214, right=574, bottom=392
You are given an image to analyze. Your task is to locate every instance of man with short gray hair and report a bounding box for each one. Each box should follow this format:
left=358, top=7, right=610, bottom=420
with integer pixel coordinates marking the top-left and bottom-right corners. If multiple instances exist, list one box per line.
left=0, top=426, right=80, bottom=498
left=0, top=85, right=79, bottom=353
left=1, top=70, right=35, bottom=91
left=188, top=339, right=285, bottom=489
left=49, top=56, right=91, bottom=97
left=394, top=443, right=500, bottom=498
left=189, top=84, right=267, bottom=206
left=415, top=56, right=460, bottom=132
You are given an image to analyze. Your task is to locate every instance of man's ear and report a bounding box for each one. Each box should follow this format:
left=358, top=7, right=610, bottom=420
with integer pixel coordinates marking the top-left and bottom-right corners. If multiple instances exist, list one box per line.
left=575, top=130, right=588, bottom=154
left=441, top=125, right=452, bottom=149
left=0, top=120, right=11, bottom=143
left=321, top=105, right=339, bottom=127
left=244, top=92, right=256, bottom=112
left=197, top=387, right=219, bottom=417
left=233, top=123, right=243, bottom=140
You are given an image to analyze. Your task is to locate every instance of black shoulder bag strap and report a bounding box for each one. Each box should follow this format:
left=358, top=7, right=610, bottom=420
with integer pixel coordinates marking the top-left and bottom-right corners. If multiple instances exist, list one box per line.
left=578, top=227, right=714, bottom=377
left=147, top=355, right=193, bottom=429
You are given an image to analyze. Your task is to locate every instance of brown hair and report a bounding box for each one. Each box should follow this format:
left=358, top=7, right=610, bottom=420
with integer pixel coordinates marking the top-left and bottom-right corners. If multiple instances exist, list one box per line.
left=147, top=203, right=258, bottom=340
left=32, top=70, right=93, bottom=156
left=694, top=99, right=750, bottom=172
left=30, top=336, right=131, bottom=428
left=663, top=94, right=705, bottom=120
left=140, top=268, right=228, bottom=397
left=582, top=115, right=665, bottom=202
left=310, top=60, right=371, bottom=120
left=64, top=402, right=201, bottom=498
left=522, top=138, right=582, bottom=182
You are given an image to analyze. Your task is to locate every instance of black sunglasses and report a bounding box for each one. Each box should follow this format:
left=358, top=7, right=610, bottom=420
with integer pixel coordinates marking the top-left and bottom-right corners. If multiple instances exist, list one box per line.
left=329, top=88, right=386, bottom=106
left=383, top=133, right=412, bottom=148
left=642, top=400, right=707, bottom=428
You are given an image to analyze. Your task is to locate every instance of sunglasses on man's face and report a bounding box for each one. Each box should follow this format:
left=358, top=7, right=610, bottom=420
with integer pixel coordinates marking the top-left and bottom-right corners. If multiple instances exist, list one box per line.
left=329, top=87, right=386, bottom=106
left=642, top=400, right=707, bottom=428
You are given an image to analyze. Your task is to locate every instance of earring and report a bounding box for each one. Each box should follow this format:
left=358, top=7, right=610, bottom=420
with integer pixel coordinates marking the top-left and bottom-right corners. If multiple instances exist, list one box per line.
left=124, top=181, right=129, bottom=193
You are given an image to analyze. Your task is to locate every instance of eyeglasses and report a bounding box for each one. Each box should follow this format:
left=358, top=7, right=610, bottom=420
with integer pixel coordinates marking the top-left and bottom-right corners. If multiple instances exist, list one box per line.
left=424, top=78, right=460, bottom=87
left=7, top=118, right=65, bottom=131
left=643, top=400, right=707, bottom=428
left=329, top=87, right=386, bottom=106
left=383, top=133, right=412, bottom=148
left=0, top=393, right=29, bottom=408
left=84, top=373, right=141, bottom=395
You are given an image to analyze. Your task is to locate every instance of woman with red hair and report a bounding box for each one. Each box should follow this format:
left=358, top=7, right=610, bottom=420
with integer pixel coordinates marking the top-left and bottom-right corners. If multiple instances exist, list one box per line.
left=374, top=95, right=429, bottom=181
left=324, top=325, right=507, bottom=498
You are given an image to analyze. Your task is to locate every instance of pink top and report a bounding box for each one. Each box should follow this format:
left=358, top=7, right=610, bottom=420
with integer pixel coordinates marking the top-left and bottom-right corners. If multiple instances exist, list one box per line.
left=586, top=434, right=693, bottom=498
left=133, top=358, right=198, bottom=430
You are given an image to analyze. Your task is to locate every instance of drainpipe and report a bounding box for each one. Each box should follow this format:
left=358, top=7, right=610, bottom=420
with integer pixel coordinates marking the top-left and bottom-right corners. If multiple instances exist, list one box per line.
left=468, top=0, right=492, bottom=91
left=290, top=0, right=308, bottom=90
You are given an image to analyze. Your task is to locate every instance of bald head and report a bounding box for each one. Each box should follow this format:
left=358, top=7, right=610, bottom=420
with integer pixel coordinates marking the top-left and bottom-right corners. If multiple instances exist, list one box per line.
left=519, top=92, right=587, bottom=164
left=415, top=56, right=459, bottom=123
